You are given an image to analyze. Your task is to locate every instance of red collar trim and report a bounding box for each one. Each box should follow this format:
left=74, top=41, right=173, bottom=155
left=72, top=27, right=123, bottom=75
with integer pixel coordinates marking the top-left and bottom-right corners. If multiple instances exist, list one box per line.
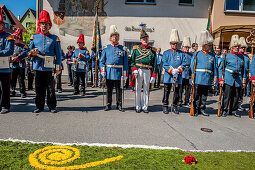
left=15, top=43, right=21, bottom=45
left=231, top=51, right=238, bottom=55
left=170, top=49, right=177, bottom=52
left=111, top=43, right=119, bottom=47
left=141, top=44, right=149, bottom=49
left=238, top=52, right=244, bottom=55
left=201, top=50, right=208, bottom=54
left=79, top=48, right=85, bottom=50
left=40, top=32, right=50, bottom=36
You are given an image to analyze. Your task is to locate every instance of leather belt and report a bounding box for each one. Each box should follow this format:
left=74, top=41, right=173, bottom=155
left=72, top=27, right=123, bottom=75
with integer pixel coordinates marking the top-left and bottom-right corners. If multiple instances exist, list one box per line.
left=136, top=63, right=153, bottom=69
left=106, top=64, right=123, bottom=68
left=195, top=69, right=212, bottom=74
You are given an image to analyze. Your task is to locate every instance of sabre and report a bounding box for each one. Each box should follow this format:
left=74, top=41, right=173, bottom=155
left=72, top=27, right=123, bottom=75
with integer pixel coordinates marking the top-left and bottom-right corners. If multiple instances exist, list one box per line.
left=171, top=77, right=178, bottom=114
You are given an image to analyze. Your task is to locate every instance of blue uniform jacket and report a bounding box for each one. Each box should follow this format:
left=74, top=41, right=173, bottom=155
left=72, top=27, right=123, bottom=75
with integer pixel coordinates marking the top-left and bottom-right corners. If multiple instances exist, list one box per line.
left=71, top=48, right=90, bottom=72
left=0, top=31, right=15, bottom=73
left=12, top=43, right=28, bottom=69
left=182, top=52, right=192, bottom=79
left=191, top=51, right=217, bottom=86
left=250, top=56, right=255, bottom=80
left=29, top=33, right=62, bottom=71
left=240, top=53, right=250, bottom=77
left=162, top=49, right=186, bottom=84
left=100, top=44, right=128, bottom=80
left=219, top=52, right=246, bottom=87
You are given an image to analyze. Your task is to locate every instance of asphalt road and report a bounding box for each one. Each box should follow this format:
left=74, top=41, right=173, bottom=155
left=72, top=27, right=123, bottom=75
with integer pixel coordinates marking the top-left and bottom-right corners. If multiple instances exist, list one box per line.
left=0, top=82, right=254, bottom=151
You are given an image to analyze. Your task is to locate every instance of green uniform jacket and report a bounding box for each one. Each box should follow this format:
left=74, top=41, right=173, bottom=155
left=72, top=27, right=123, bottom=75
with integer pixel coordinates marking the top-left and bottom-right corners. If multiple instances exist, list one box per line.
left=131, top=45, right=157, bottom=77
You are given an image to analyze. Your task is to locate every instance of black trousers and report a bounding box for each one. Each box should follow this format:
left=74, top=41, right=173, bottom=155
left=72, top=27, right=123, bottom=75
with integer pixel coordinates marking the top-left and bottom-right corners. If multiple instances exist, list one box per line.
left=193, top=85, right=209, bottom=111
left=106, top=80, right=122, bottom=107
left=34, top=71, right=56, bottom=110
left=0, top=73, right=10, bottom=109
left=73, top=71, right=85, bottom=93
left=11, top=68, right=26, bottom=94
left=179, top=78, right=191, bottom=104
left=162, top=83, right=180, bottom=107
left=56, top=71, right=62, bottom=90
left=27, top=68, right=34, bottom=90
left=67, top=64, right=73, bottom=85
left=155, top=65, right=162, bottom=88
left=221, top=84, right=241, bottom=113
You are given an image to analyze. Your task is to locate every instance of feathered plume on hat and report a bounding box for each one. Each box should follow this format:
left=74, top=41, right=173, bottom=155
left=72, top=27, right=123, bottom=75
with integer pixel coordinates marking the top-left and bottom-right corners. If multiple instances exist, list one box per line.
left=182, top=36, right=191, bottom=47
left=239, top=37, right=248, bottom=48
left=109, top=25, right=119, bottom=39
left=229, top=34, right=240, bottom=49
left=198, top=30, right=214, bottom=46
left=169, top=29, right=180, bottom=43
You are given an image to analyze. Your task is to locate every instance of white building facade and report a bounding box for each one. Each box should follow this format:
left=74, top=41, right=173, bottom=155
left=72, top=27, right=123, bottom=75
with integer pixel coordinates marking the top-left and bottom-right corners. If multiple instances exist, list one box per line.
left=38, top=0, right=212, bottom=53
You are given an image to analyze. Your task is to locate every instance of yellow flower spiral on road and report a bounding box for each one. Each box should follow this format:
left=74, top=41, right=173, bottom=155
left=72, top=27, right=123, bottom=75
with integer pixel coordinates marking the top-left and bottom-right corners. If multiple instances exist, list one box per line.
left=29, top=146, right=123, bottom=170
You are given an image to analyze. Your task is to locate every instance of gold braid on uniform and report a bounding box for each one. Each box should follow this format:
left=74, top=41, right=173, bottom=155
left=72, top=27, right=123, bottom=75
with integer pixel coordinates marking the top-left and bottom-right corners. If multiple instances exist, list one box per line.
left=136, top=47, right=152, bottom=61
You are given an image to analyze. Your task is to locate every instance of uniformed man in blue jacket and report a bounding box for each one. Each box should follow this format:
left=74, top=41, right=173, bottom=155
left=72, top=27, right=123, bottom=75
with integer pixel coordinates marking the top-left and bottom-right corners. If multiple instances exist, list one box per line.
left=250, top=53, right=255, bottom=113
left=190, top=30, right=217, bottom=116
left=10, top=28, right=28, bottom=98
left=162, top=29, right=186, bottom=114
left=0, top=8, right=15, bottom=114
left=71, top=34, right=90, bottom=96
left=238, top=37, right=250, bottom=111
left=179, top=36, right=192, bottom=107
left=28, top=10, right=62, bottom=113
left=219, top=35, right=247, bottom=117
left=100, top=25, right=128, bottom=112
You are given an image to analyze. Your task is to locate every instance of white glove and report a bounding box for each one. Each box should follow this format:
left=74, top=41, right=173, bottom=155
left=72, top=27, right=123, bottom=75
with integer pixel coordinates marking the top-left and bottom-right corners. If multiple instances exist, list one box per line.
left=101, top=72, right=106, bottom=78
left=189, top=79, right=193, bottom=85
left=213, top=81, right=216, bottom=86
left=150, top=77, right=156, bottom=84
left=124, top=76, right=128, bottom=81
left=172, top=69, right=179, bottom=75
left=133, top=70, right=138, bottom=78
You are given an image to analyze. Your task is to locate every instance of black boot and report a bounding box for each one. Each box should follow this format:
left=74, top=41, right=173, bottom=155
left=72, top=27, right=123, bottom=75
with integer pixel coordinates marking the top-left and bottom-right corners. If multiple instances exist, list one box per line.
left=136, top=108, right=142, bottom=113
left=200, top=109, right=209, bottom=116
left=173, top=106, right=179, bottom=114
left=221, top=110, right=228, bottom=117
left=233, top=111, right=241, bottom=118
left=104, top=105, right=112, bottom=111
left=117, top=105, right=125, bottom=112
left=0, top=107, right=10, bottom=114
left=163, top=106, right=169, bottom=114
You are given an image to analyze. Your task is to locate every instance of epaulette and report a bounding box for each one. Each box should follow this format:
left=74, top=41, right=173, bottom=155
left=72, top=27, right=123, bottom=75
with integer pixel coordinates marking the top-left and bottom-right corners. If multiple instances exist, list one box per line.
left=133, top=45, right=139, bottom=50
left=7, top=35, right=15, bottom=41
left=151, top=47, right=157, bottom=52
left=30, top=35, right=33, bottom=40
left=56, top=37, right=61, bottom=42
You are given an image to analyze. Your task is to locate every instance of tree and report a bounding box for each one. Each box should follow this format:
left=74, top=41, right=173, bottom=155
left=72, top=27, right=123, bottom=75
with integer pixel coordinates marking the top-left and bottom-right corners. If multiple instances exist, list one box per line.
left=23, top=22, right=36, bottom=46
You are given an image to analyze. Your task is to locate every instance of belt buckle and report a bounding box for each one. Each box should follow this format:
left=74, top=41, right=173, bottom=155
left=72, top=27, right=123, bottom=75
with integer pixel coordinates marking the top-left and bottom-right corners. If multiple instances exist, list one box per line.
left=205, top=70, right=208, bottom=73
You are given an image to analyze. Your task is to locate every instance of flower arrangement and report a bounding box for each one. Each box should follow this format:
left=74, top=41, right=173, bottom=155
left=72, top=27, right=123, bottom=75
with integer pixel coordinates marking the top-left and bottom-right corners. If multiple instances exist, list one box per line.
left=183, top=155, right=197, bottom=165
left=29, top=145, right=123, bottom=170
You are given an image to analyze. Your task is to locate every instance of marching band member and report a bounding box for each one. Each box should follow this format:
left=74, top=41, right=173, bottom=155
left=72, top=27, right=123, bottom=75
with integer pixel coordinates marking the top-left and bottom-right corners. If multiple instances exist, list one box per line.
left=71, top=34, right=90, bottom=96
left=28, top=10, right=62, bottom=113
left=0, top=8, right=15, bottom=114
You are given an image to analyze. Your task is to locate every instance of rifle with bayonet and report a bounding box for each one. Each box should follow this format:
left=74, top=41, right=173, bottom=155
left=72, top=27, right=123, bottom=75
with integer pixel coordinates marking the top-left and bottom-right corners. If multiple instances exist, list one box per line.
left=190, top=54, right=197, bottom=116
left=217, top=55, right=226, bottom=117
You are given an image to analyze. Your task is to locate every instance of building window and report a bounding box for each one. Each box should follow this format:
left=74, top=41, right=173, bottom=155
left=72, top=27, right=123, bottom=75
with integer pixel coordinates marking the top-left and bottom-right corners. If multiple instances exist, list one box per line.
left=125, top=0, right=156, bottom=5
left=179, top=0, right=193, bottom=5
left=28, top=13, right=31, bottom=18
left=3, top=14, right=6, bottom=21
left=26, top=22, right=31, bottom=28
left=225, top=0, right=255, bottom=12
left=5, top=23, right=9, bottom=29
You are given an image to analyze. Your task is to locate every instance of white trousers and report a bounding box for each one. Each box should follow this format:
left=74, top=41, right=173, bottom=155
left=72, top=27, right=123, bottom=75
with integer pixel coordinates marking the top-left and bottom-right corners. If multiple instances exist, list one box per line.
left=135, top=69, right=151, bottom=110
